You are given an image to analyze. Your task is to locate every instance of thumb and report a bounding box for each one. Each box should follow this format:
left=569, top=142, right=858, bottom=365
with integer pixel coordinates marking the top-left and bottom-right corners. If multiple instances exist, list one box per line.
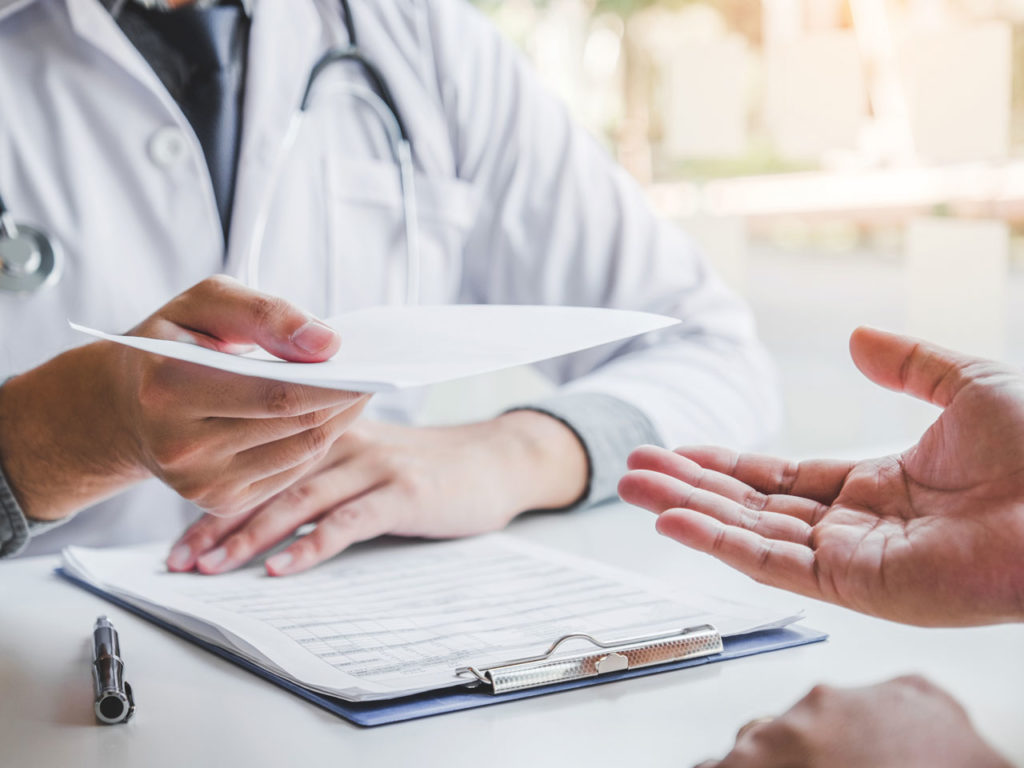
left=158, top=275, right=341, bottom=363
left=849, top=326, right=980, bottom=408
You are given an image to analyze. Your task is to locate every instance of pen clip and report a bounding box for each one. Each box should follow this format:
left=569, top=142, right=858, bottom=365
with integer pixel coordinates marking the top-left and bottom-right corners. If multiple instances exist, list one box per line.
left=123, top=681, right=136, bottom=723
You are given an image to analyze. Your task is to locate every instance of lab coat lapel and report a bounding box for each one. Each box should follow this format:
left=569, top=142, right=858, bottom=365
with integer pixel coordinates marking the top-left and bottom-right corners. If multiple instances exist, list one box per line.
left=223, top=0, right=323, bottom=281
left=63, top=0, right=180, bottom=115
left=62, top=0, right=223, bottom=245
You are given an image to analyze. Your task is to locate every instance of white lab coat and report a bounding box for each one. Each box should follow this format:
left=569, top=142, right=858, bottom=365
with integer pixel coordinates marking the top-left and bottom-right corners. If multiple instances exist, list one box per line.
left=0, top=0, right=779, bottom=554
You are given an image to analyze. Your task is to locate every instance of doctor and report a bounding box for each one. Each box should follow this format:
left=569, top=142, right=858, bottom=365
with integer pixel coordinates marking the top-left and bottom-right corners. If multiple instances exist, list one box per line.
left=0, top=0, right=778, bottom=573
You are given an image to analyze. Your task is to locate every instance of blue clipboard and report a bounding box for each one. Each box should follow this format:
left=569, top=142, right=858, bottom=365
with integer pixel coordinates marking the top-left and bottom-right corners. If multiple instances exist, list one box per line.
left=58, top=568, right=827, bottom=727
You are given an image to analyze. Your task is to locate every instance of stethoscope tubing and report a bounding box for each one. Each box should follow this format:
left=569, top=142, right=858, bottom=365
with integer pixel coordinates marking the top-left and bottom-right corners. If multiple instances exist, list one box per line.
left=243, top=78, right=420, bottom=311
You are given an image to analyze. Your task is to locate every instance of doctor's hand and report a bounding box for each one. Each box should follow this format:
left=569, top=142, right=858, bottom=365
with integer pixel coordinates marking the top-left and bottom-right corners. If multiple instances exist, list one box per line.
left=696, top=676, right=1010, bottom=768
left=619, top=327, right=1024, bottom=627
left=166, top=411, right=588, bottom=575
left=0, top=275, right=367, bottom=521
left=111, top=276, right=370, bottom=517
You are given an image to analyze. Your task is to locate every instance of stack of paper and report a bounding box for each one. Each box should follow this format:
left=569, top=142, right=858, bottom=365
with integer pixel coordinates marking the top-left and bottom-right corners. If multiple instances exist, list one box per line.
left=62, top=535, right=801, bottom=703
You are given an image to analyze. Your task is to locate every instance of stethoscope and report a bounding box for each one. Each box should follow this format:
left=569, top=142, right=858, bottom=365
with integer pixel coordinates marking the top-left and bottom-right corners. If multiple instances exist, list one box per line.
left=0, top=0, right=420, bottom=308
left=0, top=191, right=64, bottom=295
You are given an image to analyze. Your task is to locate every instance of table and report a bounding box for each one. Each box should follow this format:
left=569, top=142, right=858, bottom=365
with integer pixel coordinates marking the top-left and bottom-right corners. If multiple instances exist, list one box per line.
left=3, top=501, right=1023, bottom=767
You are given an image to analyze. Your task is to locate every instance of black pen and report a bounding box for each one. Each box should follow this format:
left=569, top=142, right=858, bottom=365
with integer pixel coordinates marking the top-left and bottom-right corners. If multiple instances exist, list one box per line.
left=92, top=616, right=135, bottom=725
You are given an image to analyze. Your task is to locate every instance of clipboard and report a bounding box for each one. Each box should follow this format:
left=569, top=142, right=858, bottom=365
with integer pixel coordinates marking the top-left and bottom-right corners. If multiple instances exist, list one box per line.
left=59, top=568, right=827, bottom=727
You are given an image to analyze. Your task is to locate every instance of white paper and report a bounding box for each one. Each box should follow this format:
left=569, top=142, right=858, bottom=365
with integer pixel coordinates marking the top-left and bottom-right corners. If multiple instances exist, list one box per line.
left=62, top=535, right=800, bottom=702
left=70, top=305, right=679, bottom=392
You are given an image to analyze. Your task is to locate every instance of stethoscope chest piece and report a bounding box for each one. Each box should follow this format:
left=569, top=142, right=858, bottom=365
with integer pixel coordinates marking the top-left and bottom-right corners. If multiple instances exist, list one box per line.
left=0, top=218, right=63, bottom=295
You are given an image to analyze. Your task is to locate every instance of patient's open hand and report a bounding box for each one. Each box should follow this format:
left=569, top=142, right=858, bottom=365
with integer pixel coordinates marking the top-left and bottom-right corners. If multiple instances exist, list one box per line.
left=621, top=327, right=1024, bottom=626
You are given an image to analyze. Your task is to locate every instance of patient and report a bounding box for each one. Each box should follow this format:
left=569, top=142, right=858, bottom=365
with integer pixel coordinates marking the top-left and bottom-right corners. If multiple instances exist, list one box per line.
left=620, top=327, right=1022, bottom=767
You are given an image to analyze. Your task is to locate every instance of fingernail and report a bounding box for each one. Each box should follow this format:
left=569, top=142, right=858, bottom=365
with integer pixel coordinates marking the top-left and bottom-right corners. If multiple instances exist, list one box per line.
left=266, top=552, right=293, bottom=575
left=197, top=547, right=228, bottom=571
left=291, top=319, right=337, bottom=354
left=167, top=544, right=192, bottom=571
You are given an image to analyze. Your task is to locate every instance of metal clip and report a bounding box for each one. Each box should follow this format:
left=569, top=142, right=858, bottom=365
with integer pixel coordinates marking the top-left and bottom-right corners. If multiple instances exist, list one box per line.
left=455, top=624, right=722, bottom=695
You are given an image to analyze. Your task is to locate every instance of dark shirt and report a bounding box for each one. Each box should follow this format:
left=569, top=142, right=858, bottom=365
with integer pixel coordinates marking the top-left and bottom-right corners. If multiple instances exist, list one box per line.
left=115, top=1, right=251, bottom=239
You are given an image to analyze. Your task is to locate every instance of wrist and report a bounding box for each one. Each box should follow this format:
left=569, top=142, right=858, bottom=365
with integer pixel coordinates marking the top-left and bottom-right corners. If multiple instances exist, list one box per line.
left=0, top=343, right=147, bottom=521
left=490, top=410, right=589, bottom=513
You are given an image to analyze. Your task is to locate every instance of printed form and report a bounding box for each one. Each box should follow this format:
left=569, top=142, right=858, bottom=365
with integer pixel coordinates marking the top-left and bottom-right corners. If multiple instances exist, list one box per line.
left=63, top=535, right=800, bottom=702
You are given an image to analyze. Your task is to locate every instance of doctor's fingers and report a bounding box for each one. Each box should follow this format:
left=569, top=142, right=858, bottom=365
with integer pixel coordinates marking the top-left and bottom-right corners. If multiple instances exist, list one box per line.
left=656, top=508, right=821, bottom=599
left=132, top=354, right=366, bottom=420
left=167, top=456, right=332, bottom=572
left=188, top=455, right=387, bottom=574
left=201, top=396, right=370, bottom=454
left=673, top=446, right=854, bottom=507
left=620, top=470, right=816, bottom=544
left=148, top=398, right=367, bottom=498
left=167, top=509, right=255, bottom=571
left=153, top=274, right=341, bottom=363
left=264, top=486, right=407, bottom=576
left=173, top=408, right=359, bottom=516
left=152, top=404, right=350, bottom=475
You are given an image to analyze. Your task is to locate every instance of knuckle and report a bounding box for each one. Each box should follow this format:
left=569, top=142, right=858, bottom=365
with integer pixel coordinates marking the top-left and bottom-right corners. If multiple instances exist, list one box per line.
left=151, top=436, right=199, bottom=470
left=893, top=674, right=936, bottom=694
left=191, top=492, right=222, bottom=514
left=181, top=527, right=219, bottom=553
left=741, top=489, right=768, bottom=511
left=288, top=538, right=318, bottom=563
left=289, top=523, right=335, bottom=560
left=186, top=275, right=237, bottom=306
left=301, top=425, right=331, bottom=458
left=326, top=505, right=364, bottom=529
left=196, top=486, right=241, bottom=515
left=396, top=467, right=428, bottom=499
left=676, top=483, right=697, bottom=509
left=759, top=717, right=803, bottom=748
left=202, top=274, right=236, bottom=291
left=727, top=746, right=767, bottom=766
left=323, top=505, right=368, bottom=536
left=222, top=503, right=253, bottom=519
left=178, top=487, right=205, bottom=505
left=373, top=447, right=404, bottom=475
left=208, top=500, right=247, bottom=518
left=296, top=407, right=329, bottom=430
left=804, top=683, right=835, bottom=705
left=224, top=531, right=255, bottom=560
left=777, top=461, right=800, bottom=494
left=174, top=478, right=208, bottom=504
left=754, top=539, right=775, bottom=572
left=248, top=294, right=287, bottom=329
left=264, top=382, right=302, bottom=416
left=278, top=481, right=318, bottom=509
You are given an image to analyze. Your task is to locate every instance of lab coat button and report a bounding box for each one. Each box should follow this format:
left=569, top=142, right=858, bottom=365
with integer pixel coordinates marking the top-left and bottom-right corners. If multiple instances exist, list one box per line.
left=149, top=127, right=189, bottom=168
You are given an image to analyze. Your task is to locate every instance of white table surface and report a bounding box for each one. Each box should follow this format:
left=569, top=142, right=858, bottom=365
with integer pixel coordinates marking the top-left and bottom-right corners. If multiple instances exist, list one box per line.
left=3, top=501, right=1023, bottom=768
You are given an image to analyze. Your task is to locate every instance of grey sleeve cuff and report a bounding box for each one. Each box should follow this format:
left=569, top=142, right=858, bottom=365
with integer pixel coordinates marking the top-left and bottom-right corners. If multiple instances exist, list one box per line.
left=508, top=392, right=661, bottom=511
left=0, top=377, right=74, bottom=559
left=0, top=460, right=30, bottom=558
